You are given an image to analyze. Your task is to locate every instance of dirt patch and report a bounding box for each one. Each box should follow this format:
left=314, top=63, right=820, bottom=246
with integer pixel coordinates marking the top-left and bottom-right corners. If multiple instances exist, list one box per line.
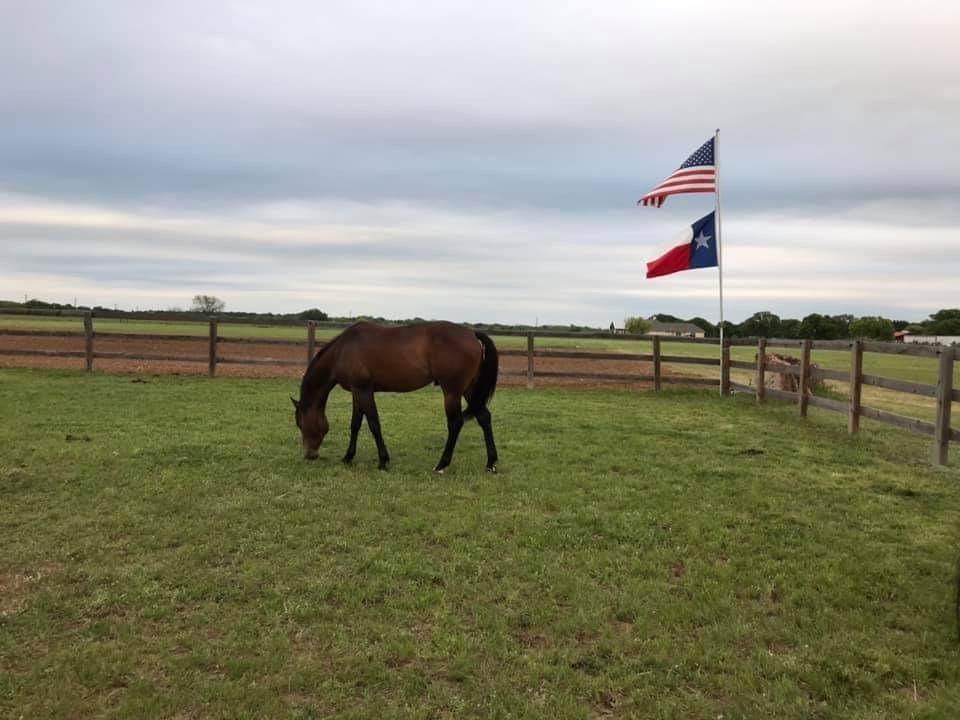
left=513, top=627, right=549, bottom=649
left=761, top=353, right=818, bottom=394
left=896, top=683, right=928, bottom=704
left=591, top=690, right=626, bottom=718
left=0, top=333, right=698, bottom=390
left=0, top=563, right=64, bottom=617
left=766, top=640, right=794, bottom=656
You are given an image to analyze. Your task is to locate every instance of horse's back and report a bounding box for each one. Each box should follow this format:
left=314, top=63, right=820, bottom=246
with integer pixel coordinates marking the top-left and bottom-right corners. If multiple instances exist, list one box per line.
left=347, top=320, right=477, bottom=348
left=337, top=321, right=481, bottom=392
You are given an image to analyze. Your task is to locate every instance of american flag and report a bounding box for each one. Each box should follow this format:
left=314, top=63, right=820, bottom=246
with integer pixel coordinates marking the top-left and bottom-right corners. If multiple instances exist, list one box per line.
left=638, top=137, right=715, bottom=207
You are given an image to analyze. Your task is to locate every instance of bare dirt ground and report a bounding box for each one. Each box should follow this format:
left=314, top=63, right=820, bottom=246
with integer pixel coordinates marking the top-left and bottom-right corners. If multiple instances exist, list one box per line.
left=0, top=333, right=683, bottom=389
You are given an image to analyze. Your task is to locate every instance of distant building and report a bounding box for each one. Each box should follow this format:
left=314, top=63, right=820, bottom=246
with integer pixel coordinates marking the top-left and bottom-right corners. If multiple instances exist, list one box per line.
left=902, top=334, right=960, bottom=346
left=894, top=330, right=910, bottom=343
left=647, top=320, right=705, bottom=338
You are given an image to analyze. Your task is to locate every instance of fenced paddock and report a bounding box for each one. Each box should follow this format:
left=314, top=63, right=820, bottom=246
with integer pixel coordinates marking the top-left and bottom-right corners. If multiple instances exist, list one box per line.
left=2, top=369, right=960, bottom=719
left=2, top=317, right=960, bottom=717
left=1, top=314, right=956, bottom=465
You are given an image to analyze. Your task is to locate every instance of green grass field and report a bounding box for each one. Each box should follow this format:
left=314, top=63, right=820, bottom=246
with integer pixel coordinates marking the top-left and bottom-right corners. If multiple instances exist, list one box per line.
left=2, top=368, right=959, bottom=719
left=2, top=314, right=957, bottom=421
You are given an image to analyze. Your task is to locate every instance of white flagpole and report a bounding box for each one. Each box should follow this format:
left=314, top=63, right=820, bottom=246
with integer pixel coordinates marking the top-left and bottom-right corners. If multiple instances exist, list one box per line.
left=714, top=128, right=725, bottom=387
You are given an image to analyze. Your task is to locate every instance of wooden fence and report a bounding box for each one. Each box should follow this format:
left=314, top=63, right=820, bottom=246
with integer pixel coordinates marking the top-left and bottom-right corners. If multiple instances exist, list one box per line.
left=496, top=331, right=719, bottom=389
left=722, top=336, right=958, bottom=466
left=0, top=315, right=956, bottom=465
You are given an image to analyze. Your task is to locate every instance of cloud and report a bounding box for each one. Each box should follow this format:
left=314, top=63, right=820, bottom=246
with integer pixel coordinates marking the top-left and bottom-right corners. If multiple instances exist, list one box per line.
left=0, top=1, right=957, bottom=323
left=1, top=191, right=956, bottom=324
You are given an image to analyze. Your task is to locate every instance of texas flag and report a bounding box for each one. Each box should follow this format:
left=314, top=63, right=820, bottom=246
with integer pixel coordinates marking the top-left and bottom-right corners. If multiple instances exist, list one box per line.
left=646, top=211, right=718, bottom=279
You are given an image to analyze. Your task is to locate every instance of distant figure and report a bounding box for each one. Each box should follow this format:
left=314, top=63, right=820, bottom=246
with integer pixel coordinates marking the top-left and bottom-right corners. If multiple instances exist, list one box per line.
left=610, top=322, right=616, bottom=335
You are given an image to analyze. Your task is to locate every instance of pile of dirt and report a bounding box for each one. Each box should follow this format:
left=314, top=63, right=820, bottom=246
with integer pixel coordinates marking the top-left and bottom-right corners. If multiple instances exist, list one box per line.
left=760, top=353, right=818, bottom=394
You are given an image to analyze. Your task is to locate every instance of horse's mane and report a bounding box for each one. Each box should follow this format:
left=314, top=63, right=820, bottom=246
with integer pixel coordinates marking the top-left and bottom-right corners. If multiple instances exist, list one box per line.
left=298, top=325, right=352, bottom=399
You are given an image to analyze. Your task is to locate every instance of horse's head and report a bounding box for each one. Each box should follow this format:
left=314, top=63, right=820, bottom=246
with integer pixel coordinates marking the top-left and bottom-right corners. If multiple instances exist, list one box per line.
left=292, top=397, right=329, bottom=460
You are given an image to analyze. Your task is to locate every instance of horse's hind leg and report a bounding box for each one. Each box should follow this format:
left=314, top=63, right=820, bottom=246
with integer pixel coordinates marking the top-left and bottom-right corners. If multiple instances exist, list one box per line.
left=342, top=392, right=364, bottom=464
left=474, top=405, right=498, bottom=473
left=434, top=391, right=465, bottom=474
left=358, top=389, right=390, bottom=470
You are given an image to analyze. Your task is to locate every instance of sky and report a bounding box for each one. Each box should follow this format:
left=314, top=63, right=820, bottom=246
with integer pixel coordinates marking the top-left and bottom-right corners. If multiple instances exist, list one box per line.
left=1, top=0, right=958, bottom=326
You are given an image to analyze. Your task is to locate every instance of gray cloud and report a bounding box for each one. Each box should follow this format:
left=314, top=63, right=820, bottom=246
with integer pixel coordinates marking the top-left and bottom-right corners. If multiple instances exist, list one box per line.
left=0, top=0, right=958, bottom=323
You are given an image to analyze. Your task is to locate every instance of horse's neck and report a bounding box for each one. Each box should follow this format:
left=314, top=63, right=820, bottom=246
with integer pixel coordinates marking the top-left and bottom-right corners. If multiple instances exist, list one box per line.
left=305, top=349, right=337, bottom=408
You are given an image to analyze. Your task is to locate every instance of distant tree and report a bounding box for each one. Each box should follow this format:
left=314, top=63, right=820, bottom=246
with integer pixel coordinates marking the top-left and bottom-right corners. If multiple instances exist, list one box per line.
left=780, top=318, right=802, bottom=339
left=24, top=298, right=64, bottom=309
left=687, top=316, right=717, bottom=337
left=849, top=316, right=895, bottom=341
left=739, top=311, right=782, bottom=338
left=624, top=316, right=651, bottom=334
left=931, top=308, right=960, bottom=321
left=835, top=314, right=855, bottom=336
left=927, top=308, right=960, bottom=335
left=191, top=295, right=225, bottom=314
left=799, top=313, right=827, bottom=339
left=799, top=313, right=850, bottom=340
left=299, top=308, right=329, bottom=321
left=651, top=313, right=683, bottom=323
left=892, top=319, right=911, bottom=332
left=718, top=320, right=739, bottom=338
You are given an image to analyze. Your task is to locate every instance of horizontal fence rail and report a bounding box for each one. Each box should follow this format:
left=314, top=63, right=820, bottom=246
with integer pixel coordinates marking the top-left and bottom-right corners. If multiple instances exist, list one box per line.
left=1, top=315, right=956, bottom=465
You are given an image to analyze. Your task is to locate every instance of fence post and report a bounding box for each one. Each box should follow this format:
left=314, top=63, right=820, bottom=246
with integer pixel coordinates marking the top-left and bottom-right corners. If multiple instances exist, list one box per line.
left=933, top=346, right=955, bottom=466
left=799, top=339, right=812, bottom=417
left=755, top=337, right=766, bottom=403
left=848, top=340, right=863, bottom=434
left=208, top=319, right=218, bottom=378
left=306, top=321, right=316, bottom=367
left=526, top=332, right=534, bottom=389
left=83, top=311, right=94, bottom=372
left=653, top=336, right=662, bottom=392
left=720, top=338, right=730, bottom=396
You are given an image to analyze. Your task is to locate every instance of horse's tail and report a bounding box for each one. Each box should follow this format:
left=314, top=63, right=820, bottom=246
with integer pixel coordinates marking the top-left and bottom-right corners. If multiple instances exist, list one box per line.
left=464, top=331, right=498, bottom=420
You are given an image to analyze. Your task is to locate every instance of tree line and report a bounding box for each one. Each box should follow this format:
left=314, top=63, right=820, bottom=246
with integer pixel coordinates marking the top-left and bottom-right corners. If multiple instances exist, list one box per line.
left=0, top=297, right=332, bottom=326
left=3, top=297, right=958, bottom=341
left=646, top=309, right=960, bottom=341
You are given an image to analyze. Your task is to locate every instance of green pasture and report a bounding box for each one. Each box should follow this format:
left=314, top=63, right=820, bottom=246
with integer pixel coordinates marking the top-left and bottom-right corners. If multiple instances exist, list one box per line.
left=2, top=368, right=959, bottom=719
left=2, top=314, right=957, bottom=421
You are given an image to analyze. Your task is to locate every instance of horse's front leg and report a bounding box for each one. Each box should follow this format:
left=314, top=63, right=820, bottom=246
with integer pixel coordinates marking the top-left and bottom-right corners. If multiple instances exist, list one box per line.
left=358, top=389, right=390, bottom=470
left=434, top=391, right=465, bottom=474
left=342, top=392, right=363, bottom=464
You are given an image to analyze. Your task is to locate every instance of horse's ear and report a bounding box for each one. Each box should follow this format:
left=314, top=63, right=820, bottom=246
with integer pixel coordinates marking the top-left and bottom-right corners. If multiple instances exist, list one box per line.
left=290, top=396, right=299, bottom=410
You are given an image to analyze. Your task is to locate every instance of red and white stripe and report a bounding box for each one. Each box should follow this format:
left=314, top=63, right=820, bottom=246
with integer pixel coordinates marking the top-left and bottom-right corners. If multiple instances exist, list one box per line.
left=638, top=166, right=715, bottom=207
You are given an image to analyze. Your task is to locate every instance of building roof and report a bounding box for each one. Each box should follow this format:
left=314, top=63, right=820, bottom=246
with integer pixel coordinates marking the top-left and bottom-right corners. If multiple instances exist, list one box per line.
left=649, top=321, right=704, bottom=334
left=894, top=330, right=911, bottom=338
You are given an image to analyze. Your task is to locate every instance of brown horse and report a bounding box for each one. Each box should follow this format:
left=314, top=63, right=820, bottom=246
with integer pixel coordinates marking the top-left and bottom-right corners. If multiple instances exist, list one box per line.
left=293, top=321, right=499, bottom=473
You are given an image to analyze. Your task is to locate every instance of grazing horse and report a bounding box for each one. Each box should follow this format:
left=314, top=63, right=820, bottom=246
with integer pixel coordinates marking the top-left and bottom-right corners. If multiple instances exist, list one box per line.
left=293, top=321, right=499, bottom=473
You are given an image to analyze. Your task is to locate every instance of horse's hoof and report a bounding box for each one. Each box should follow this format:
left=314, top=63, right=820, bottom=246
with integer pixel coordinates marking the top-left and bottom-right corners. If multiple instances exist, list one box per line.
left=342, top=456, right=354, bottom=465
left=378, top=462, right=389, bottom=471
left=486, top=464, right=498, bottom=474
